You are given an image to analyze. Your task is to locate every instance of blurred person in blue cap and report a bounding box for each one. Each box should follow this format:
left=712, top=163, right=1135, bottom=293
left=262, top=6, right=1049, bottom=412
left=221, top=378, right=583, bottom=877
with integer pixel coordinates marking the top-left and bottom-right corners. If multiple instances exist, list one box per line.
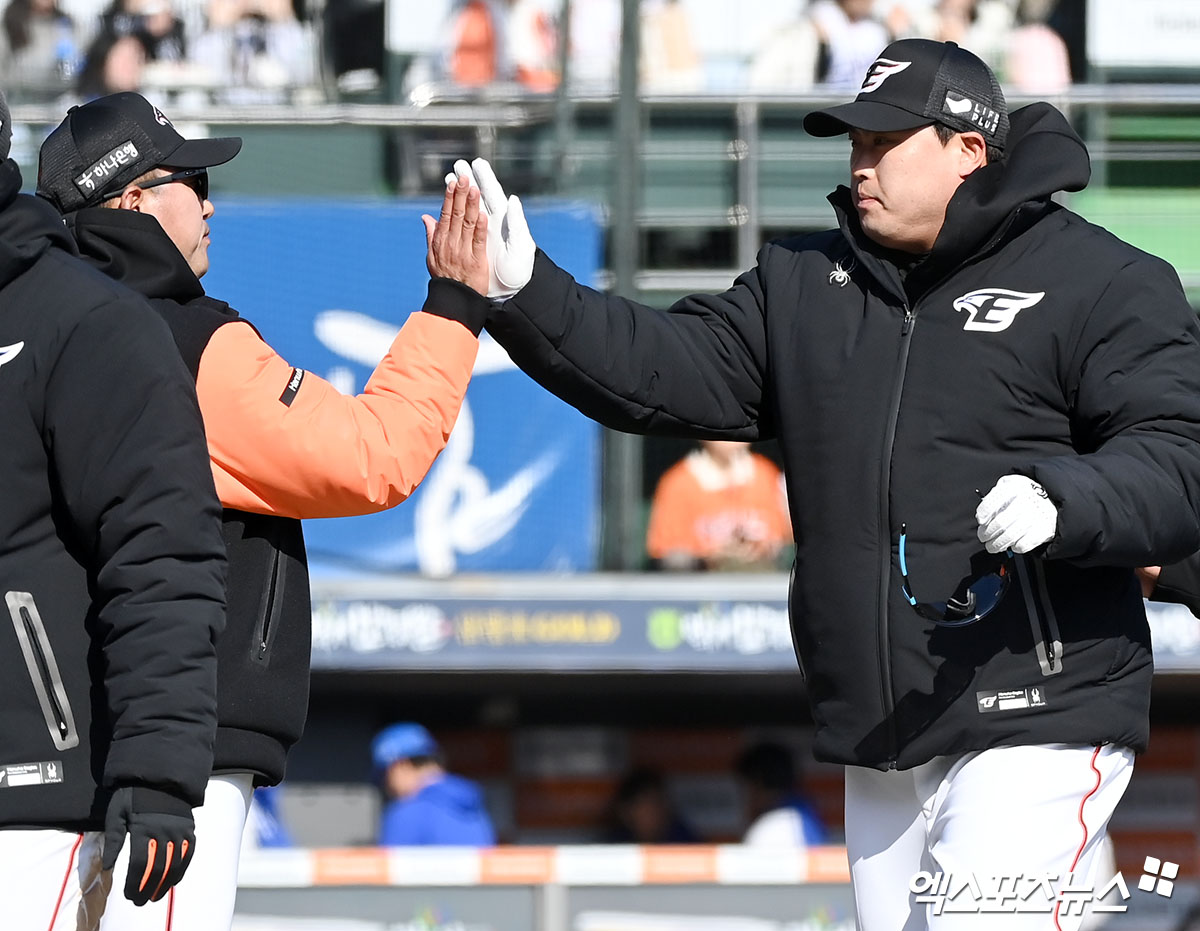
left=373, top=723, right=496, bottom=846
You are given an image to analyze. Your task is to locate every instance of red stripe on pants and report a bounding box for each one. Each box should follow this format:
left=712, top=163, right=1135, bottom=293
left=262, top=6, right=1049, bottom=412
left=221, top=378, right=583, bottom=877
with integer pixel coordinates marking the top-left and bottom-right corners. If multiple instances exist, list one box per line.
left=1054, top=745, right=1104, bottom=931
left=46, top=833, right=84, bottom=931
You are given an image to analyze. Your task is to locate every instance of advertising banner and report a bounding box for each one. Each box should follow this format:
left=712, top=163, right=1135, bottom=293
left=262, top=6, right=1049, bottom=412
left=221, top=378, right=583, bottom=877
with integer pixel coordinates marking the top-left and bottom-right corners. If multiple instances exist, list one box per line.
left=1087, top=0, right=1200, bottom=69
left=307, top=579, right=1200, bottom=674
left=309, top=576, right=796, bottom=671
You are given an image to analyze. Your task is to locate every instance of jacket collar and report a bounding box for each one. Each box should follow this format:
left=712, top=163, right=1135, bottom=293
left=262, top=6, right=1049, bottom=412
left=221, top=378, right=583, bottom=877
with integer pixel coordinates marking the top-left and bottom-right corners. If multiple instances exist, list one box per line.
left=65, top=206, right=205, bottom=302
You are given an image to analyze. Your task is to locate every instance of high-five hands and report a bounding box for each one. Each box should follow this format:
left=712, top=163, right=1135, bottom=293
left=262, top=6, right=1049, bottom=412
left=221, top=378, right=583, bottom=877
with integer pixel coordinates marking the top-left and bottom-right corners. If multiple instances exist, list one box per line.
left=445, top=158, right=536, bottom=298
left=423, top=173, right=490, bottom=296
left=976, top=475, right=1058, bottom=555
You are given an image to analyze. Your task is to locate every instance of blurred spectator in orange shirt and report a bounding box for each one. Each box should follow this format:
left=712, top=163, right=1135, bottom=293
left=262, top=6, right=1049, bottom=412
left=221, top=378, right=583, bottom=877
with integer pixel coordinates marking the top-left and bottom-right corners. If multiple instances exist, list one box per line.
left=509, top=0, right=556, bottom=91
left=449, top=0, right=503, bottom=86
left=641, top=0, right=701, bottom=92
left=646, top=439, right=791, bottom=571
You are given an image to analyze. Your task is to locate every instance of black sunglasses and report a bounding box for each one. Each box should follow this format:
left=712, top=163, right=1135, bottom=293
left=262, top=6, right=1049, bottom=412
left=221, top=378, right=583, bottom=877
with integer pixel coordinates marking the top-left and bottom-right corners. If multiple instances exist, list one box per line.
left=100, top=167, right=209, bottom=203
left=138, top=167, right=209, bottom=202
left=899, top=523, right=1012, bottom=628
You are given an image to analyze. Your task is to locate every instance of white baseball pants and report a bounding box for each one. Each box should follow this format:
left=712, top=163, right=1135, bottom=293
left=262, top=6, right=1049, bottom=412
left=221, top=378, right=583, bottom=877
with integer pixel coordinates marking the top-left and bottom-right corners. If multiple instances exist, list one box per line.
left=845, top=743, right=1134, bottom=931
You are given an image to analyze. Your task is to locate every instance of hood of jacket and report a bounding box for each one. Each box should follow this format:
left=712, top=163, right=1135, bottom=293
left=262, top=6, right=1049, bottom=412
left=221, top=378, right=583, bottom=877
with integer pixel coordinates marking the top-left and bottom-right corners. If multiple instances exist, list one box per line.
left=65, top=205, right=205, bottom=302
left=830, top=102, right=1091, bottom=286
left=930, top=102, right=1090, bottom=264
left=416, top=773, right=487, bottom=814
left=0, top=160, right=78, bottom=290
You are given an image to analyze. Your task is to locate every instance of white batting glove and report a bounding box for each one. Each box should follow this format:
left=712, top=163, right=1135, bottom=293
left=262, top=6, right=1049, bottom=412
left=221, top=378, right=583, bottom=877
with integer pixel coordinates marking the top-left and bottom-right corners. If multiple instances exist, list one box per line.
left=976, top=475, right=1058, bottom=555
left=445, top=157, right=536, bottom=299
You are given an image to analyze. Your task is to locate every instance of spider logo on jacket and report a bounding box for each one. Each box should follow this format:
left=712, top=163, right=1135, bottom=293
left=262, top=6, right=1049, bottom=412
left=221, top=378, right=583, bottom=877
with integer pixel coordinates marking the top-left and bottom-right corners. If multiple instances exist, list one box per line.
left=828, top=257, right=856, bottom=287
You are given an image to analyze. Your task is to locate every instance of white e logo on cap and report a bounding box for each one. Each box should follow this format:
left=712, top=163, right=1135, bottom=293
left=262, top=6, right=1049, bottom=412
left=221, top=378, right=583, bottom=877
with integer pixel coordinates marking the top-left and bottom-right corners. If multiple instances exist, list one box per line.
left=861, top=58, right=911, bottom=93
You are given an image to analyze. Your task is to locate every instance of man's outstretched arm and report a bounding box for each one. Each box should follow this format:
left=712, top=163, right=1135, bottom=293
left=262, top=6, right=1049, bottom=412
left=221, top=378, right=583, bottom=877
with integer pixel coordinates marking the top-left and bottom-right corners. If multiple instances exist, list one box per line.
left=199, top=176, right=491, bottom=518
left=448, top=158, right=776, bottom=440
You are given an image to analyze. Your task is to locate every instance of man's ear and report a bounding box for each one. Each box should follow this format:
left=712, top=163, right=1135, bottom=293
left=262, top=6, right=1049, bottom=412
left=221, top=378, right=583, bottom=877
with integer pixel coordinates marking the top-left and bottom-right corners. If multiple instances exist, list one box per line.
left=958, top=132, right=988, bottom=176
left=115, top=184, right=145, bottom=212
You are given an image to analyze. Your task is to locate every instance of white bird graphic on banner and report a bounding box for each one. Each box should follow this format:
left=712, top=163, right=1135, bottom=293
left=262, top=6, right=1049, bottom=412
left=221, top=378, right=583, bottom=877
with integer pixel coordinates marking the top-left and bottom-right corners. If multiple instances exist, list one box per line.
left=312, top=309, right=553, bottom=575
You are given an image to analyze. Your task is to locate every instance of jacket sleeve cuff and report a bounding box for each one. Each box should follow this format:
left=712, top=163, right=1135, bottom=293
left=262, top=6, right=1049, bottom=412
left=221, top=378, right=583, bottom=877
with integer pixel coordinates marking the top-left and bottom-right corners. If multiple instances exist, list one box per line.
left=1152, top=559, right=1200, bottom=617
left=422, top=277, right=491, bottom=336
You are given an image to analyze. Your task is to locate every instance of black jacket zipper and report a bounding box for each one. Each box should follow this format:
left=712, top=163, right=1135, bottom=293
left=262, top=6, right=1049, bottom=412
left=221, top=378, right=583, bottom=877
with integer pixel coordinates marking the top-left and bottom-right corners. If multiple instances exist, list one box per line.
left=20, top=606, right=70, bottom=742
left=876, top=303, right=916, bottom=765
left=254, top=549, right=285, bottom=664
left=1012, top=556, right=1062, bottom=676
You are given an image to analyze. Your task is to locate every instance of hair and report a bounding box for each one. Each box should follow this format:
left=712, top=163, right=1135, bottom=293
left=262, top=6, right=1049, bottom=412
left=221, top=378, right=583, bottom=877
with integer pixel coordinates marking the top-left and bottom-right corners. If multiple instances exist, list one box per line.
left=4, top=0, right=69, bottom=53
left=1016, top=0, right=1056, bottom=25
left=602, top=768, right=678, bottom=843
left=735, top=741, right=796, bottom=792
left=76, top=28, right=147, bottom=98
left=933, top=121, right=1004, bottom=166
left=613, top=768, right=668, bottom=805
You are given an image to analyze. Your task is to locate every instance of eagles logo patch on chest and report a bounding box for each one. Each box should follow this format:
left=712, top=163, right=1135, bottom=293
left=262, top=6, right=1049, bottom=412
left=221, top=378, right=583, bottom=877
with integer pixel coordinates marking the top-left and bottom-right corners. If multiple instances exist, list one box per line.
left=953, top=288, right=1045, bottom=332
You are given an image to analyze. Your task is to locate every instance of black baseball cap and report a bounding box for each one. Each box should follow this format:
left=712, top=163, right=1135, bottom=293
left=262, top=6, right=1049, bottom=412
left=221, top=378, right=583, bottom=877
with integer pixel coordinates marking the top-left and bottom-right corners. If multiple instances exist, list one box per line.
left=804, top=39, right=1009, bottom=150
left=37, top=92, right=242, bottom=213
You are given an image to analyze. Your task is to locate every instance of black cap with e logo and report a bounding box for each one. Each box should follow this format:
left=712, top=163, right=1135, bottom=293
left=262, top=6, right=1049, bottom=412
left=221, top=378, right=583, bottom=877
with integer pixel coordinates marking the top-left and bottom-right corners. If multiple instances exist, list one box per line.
left=804, top=39, right=1009, bottom=150
left=36, top=92, right=242, bottom=214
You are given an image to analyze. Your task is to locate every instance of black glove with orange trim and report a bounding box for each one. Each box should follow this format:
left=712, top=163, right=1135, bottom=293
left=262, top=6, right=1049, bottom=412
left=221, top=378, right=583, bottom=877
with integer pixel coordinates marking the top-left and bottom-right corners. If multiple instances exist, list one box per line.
left=101, top=786, right=196, bottom=905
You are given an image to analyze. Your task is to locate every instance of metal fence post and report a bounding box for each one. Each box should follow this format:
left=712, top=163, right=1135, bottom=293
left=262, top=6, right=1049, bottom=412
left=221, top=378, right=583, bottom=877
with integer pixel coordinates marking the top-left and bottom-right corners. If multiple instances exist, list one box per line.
left=603, top=0, right=645, bottom=571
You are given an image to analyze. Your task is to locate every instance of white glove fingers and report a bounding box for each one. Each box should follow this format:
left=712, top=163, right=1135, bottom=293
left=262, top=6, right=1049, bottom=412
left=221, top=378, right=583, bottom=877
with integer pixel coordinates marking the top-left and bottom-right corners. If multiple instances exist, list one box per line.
left=975, top=491, right=1007, bottom=526
left=989, top=522, right=1026, bottom=555
left=1010, top=529, right=1043, bottom=555
left=471, top=158, right=509, bottom=215
left=978, top=520, right=1008, bottom=552
left=505, top=194, right=529, bottom=239
left=452, top=159, right=474, bottom=183
left=496, top=195, right=535, bottom=293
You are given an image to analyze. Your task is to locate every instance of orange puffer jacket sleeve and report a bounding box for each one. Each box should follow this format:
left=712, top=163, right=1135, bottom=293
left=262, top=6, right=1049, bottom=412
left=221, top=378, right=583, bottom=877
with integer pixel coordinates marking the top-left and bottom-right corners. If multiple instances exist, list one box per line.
left=196, top=283, right=484, bottom=519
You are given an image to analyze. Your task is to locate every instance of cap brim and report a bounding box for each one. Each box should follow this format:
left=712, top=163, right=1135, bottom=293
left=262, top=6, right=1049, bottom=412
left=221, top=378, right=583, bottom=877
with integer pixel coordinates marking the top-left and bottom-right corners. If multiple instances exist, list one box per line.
left=804, top=101, right=933, bottom=137
left=164, top=135, right=242, bottom=169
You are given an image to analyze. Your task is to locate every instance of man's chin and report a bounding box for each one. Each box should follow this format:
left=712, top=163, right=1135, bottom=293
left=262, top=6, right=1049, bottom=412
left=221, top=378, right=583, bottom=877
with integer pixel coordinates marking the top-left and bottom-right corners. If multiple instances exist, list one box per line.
left=859, top=221, right=897, bottom=249
left=860, top=222, right=924, bottom=255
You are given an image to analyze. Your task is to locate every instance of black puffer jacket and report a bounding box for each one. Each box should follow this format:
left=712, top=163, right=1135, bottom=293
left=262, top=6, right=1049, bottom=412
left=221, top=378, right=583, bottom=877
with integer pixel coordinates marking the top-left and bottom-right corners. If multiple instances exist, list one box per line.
left=67, top=206, right=310, bottom=786
left=488, top=104, right=1200, bottom=769
left=0, top=159, right=225, bottom=828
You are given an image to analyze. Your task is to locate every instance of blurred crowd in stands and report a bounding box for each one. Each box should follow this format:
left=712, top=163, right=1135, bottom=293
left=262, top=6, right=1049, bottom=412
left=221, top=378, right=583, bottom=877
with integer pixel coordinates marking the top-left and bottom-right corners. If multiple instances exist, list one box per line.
left=398, top=0, right=1085, bottom=99
left=0, top=0, right=320, bottom=103
left=0, top=0, right=1087, bottom=107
